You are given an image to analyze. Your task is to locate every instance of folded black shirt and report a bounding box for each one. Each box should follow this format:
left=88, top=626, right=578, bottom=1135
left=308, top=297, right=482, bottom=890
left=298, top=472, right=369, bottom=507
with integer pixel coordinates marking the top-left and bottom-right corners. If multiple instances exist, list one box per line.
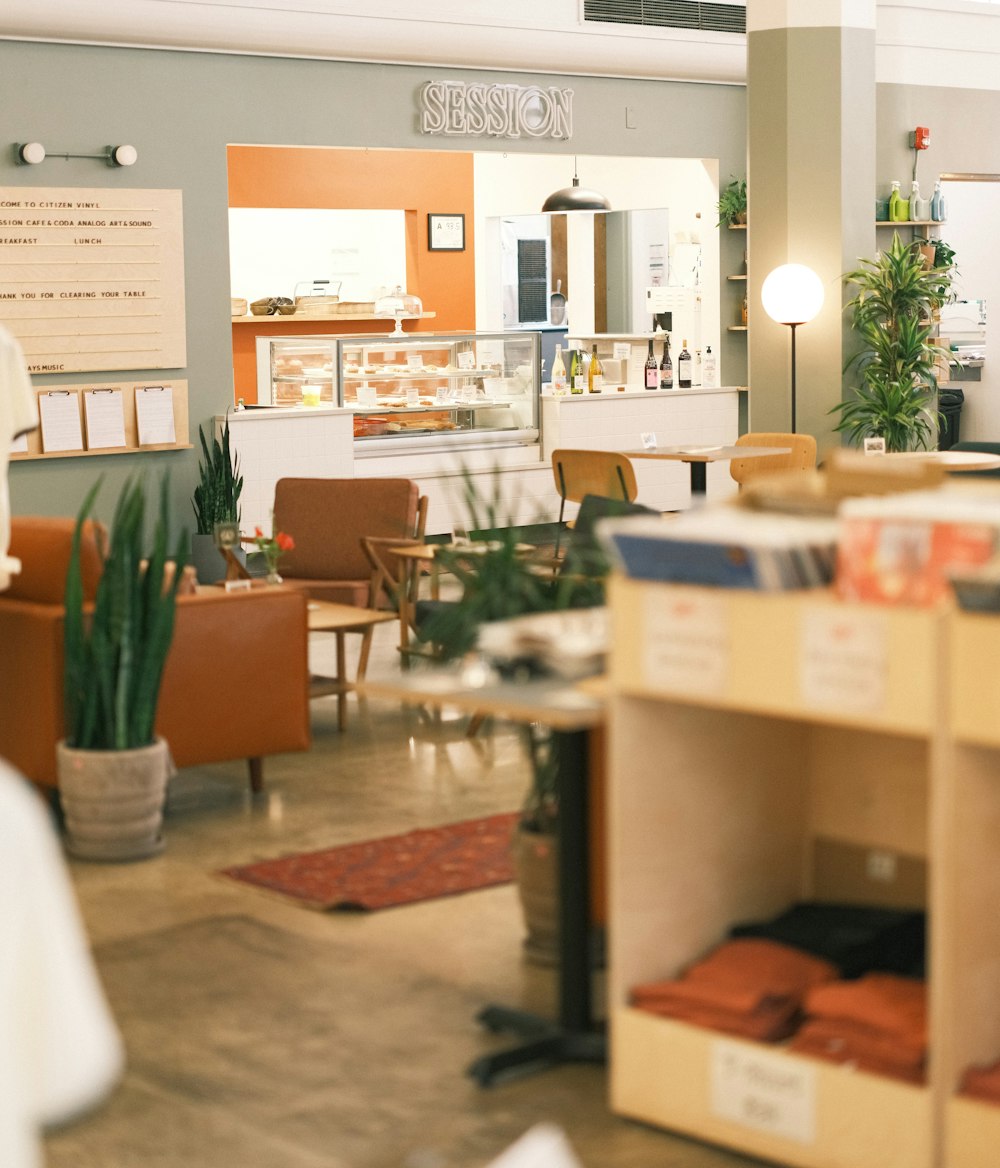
left=729, top=902, right=926, bottom=979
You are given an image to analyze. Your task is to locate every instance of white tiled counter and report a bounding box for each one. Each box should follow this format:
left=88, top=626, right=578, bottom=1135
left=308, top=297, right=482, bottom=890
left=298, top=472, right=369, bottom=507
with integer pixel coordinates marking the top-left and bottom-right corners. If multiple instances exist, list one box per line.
left=224, top=387, right=744, bottom=537
left=222, top=407, right=550, bottom=536
left=541, top=387, right=744, bottom=512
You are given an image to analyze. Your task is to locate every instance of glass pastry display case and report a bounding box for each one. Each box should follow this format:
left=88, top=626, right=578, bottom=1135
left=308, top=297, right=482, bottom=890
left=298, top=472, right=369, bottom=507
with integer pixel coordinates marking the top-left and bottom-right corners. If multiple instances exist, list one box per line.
left=255, top=331, right=541, bottom=451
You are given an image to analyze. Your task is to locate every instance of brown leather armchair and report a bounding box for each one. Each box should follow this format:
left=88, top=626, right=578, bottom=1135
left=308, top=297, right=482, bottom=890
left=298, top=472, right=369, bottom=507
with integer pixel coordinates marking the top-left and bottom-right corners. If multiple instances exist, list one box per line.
left=0, top=517, right=311, bottom=793
left=273, top=476, right=427, bottom=606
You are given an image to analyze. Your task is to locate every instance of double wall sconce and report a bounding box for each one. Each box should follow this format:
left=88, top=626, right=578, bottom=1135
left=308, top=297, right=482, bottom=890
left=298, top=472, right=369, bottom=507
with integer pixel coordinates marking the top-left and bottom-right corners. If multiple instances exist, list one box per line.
left=15, top=143, right=138, bottom=167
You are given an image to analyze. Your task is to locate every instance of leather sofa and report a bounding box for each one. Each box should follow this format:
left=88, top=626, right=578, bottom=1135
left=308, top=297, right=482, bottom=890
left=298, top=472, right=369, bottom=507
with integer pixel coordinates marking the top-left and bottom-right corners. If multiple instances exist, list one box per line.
left=0, top=517, right=311, bottom=793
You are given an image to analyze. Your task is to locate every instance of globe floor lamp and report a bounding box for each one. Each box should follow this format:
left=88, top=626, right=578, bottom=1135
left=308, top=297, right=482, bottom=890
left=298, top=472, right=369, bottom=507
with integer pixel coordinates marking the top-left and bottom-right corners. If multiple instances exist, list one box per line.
left=760, top=264, right=825, bottom=433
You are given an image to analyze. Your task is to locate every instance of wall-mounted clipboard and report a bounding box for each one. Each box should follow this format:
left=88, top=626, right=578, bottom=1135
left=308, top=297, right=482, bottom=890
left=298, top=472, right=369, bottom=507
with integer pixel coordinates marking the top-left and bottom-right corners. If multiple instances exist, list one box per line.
left=12, top=379, right=190, bottom=461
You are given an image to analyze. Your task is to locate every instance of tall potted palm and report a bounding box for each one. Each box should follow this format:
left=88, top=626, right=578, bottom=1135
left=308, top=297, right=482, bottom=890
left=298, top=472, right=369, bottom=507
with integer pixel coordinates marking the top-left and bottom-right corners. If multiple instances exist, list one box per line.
left=58, top=475, right=187, bottom=861
left=832, top=232, right=953, bottom=451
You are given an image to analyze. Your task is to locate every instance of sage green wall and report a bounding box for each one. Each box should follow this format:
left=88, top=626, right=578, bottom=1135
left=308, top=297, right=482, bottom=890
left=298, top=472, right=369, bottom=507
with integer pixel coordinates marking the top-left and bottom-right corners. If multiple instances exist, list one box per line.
left=877, top=82, right=1000, bottom=192
left=748, top=25, right=875, bottom=451
left=0, top=40, right=747, bottom=529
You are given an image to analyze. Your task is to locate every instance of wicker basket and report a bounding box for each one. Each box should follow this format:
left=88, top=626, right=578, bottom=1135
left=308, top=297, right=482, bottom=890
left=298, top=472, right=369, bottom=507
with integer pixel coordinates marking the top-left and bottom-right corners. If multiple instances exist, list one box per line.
left=231, top=297, right=248, bottom=317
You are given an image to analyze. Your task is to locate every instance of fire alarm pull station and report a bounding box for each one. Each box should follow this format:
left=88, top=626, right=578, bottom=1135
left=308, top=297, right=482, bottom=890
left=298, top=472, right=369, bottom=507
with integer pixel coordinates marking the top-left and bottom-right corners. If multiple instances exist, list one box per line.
left=912, top=126, right=931, bottom=150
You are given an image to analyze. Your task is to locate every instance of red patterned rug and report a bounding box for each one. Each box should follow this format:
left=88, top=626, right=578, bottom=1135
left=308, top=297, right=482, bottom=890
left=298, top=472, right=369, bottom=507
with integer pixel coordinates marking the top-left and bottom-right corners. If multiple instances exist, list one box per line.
left=218, top=812, right=519, bottom=912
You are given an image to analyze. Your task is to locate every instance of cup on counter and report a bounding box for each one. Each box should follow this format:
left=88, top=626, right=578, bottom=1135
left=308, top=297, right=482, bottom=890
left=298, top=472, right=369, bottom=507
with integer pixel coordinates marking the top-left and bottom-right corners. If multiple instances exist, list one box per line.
left=302, top=383, right=322, bottom=407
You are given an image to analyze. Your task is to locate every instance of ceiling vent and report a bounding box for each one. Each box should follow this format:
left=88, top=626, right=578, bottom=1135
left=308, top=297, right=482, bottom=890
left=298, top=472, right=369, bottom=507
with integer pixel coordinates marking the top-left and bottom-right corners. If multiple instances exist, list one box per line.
left=583, top=0, right=746, bottom=34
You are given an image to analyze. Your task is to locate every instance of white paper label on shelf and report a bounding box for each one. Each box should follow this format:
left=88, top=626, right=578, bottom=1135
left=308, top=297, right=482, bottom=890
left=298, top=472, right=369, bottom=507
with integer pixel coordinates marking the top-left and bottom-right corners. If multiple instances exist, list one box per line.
left=612, top=342, right=631, bottom=360
left=457, top=350, right=475, bottom=370
left=477, top=340, right=504, bottom=370
left=406, top=352, right=424, bottom=370
left=710, top=1040, right=816, bottom=1145
left=644, top=588, right=729, bottom=695
left=800, top=606, right=887, bottom=714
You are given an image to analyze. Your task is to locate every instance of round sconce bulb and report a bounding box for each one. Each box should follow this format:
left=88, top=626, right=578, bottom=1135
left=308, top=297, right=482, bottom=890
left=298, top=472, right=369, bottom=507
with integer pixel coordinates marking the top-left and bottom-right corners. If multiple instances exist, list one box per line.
left=110, top=144, right=138, bottom=167
left=18, top=142, right=46, bottom=165
left=761, top=263, right=825, bottom=326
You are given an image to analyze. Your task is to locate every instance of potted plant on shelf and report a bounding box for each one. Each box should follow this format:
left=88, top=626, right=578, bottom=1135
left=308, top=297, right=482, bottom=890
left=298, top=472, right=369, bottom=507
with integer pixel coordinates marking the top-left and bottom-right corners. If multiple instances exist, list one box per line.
left=832, top=231, right=953, bottom=451
left=716, top=175, right=747, bottom=227
left=58, top=475, right=188, bottom=861
left=191, top=414, right=243, bottom=584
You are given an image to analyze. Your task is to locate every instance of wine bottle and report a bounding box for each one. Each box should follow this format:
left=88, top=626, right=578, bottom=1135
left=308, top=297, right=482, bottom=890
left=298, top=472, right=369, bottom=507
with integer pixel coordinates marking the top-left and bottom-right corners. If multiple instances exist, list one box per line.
left=644, top=338, right=659, bottom=390
left=659, top=335, right=673, bottom=389
left=588, top=344, right=604, bottom=394
left=551, top=344, right=567, bottom=394
left=678, top=339, right=692, bottom=388
left=569, top=349, right=584, bottom=394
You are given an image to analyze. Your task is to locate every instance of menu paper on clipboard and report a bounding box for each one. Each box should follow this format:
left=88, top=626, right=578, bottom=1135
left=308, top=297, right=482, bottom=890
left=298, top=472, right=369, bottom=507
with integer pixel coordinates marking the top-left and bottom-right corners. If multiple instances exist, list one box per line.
left=38, top=391, right=84, bottom=453
left=135, top=385, right=176, bottom=445
left=83, top=388, right=127, bottom=449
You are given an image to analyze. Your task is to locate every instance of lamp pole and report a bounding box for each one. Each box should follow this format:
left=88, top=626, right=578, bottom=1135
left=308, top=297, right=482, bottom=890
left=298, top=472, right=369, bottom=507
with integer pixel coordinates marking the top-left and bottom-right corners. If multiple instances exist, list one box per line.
left=761, top=263, right=825, bottom=438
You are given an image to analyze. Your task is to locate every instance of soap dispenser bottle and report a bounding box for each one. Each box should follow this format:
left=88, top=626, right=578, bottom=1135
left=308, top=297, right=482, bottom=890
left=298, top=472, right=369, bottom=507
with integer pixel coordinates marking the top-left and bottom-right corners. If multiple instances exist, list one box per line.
left=911, top=180, right=929, bottom=222
left=888, top=181, right=904, bottom=223
left=931, top=180, right=947, bottom=222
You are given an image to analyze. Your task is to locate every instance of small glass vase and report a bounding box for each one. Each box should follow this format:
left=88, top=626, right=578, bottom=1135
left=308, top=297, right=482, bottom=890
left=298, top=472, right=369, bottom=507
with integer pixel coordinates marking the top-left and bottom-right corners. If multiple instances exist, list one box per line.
left=266, top=570, right=283, bottom=585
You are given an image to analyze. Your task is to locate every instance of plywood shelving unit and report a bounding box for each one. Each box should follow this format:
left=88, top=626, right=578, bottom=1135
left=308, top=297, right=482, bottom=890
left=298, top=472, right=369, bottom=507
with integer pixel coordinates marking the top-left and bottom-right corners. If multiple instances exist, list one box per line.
left=605, top=577, right=1000, bottom=1168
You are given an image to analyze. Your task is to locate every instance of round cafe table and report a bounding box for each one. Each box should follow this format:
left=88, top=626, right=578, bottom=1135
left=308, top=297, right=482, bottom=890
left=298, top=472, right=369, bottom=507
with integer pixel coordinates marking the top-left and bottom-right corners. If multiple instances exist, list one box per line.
left=883, top=450, right=1000, bottom=473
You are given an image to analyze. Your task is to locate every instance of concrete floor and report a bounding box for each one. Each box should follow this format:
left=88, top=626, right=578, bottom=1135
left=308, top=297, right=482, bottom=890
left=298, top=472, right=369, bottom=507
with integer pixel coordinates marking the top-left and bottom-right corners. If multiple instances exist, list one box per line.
left=44, top=623, right=764, bottom=1168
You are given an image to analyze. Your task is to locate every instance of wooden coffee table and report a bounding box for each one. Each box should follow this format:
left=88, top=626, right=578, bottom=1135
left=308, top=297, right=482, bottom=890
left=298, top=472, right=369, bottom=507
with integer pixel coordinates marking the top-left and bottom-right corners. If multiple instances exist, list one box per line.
left=306, top=600, right=397, bottom=730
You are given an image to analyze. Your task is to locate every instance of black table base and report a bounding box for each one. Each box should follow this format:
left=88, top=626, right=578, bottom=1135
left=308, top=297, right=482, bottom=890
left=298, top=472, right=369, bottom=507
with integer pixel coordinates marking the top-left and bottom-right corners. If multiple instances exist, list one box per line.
left=468, top=1005, right=605, bottom=1086
left=466, top=729, right=607, bottom=1087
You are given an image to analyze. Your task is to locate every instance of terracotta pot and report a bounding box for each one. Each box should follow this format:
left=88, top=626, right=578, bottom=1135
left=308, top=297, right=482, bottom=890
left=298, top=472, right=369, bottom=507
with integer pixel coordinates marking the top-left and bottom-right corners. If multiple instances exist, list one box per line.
left=57, top=737, right=172, bottom=862
left=513, top=824, right=558, bottom=967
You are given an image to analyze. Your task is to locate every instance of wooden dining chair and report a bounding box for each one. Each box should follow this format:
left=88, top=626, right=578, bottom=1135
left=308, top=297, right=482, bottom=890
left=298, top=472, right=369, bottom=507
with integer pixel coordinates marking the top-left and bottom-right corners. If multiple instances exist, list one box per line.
left=551, top=449, right=639, bottom=553
left=729, top=431, right=817, bottom=488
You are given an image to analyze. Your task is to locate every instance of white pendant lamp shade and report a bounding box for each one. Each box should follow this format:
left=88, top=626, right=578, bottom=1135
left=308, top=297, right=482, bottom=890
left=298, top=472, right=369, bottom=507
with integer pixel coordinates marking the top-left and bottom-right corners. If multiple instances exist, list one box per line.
left=761, top=263, right=825, bottom=325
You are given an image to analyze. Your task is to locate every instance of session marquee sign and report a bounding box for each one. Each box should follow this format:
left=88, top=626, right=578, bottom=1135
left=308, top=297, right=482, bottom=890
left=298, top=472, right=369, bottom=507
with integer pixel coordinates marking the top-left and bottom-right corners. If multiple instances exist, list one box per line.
left=418, top=80, right=573, bottom=140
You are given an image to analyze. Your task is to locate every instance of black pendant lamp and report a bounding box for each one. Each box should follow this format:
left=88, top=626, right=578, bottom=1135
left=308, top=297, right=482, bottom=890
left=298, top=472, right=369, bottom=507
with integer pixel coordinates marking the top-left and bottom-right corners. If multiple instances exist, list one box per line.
left=542, top=157, right=611, bottom=212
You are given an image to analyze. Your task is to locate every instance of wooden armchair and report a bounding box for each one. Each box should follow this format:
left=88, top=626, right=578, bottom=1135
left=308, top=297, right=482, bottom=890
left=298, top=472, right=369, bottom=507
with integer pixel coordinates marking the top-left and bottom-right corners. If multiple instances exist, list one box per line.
left=273, top=477, right=427, bottom=677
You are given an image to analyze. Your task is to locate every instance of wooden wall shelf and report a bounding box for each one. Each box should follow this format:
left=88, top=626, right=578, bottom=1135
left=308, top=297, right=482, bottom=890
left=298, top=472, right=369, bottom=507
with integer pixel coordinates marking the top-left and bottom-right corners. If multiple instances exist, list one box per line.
left=231, top=312, right=436, bottom=326
left=12, top=379, right=190, bottom=461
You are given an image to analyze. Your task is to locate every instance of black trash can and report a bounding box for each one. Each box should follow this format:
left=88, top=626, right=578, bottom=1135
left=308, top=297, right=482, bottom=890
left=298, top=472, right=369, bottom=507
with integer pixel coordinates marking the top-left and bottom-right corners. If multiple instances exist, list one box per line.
left=938, top=388, right=965, bottom=451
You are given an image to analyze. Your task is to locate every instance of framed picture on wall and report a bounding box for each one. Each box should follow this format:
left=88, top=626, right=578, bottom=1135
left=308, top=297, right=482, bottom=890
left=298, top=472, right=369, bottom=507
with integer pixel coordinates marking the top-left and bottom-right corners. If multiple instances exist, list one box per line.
left=427, top=213, right=465, bottom=252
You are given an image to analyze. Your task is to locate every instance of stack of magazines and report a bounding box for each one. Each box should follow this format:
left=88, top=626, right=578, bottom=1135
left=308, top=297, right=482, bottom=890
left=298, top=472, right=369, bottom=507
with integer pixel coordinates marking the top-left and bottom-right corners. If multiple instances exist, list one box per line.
left=599, top=509, right=838, bottom=591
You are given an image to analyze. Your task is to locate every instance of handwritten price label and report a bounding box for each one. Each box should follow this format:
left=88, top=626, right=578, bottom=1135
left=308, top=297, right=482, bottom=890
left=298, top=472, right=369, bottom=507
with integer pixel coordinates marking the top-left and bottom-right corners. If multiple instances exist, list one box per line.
left=711, top=1040, right=816, bottom=1145
left=644, top=588, right=729, bottom=696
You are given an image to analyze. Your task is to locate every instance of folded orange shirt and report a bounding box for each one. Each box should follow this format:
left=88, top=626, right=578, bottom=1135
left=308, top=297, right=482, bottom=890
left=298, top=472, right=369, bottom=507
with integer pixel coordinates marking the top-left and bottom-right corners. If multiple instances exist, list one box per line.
left=631, top=939, right=839, bottom=1042
left=802, top=973, right=927, bottom=1048
left=960, top=1059, right=1000, bottom=1104
left=789, top=1017, right=926, bottom=1083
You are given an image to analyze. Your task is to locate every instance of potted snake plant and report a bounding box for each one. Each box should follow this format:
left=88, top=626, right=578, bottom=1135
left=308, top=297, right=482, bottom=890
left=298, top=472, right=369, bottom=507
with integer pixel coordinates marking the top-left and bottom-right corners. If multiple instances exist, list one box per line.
left=190, top=414, right=243, bottom=583
left=58, top=474, right=187, bottom=861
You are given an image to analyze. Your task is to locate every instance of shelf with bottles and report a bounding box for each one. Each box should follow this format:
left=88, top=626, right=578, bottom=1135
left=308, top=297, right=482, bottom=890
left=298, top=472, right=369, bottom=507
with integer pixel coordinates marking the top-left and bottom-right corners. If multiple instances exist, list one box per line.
left=875, top=221, right=946, bottom=228
left=727, top=325, right=748, bottom=332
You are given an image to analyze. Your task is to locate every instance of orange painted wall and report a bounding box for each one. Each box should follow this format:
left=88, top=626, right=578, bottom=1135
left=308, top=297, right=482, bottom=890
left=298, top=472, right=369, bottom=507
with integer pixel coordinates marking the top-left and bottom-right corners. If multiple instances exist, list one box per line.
left=228, top=145, right=476, bottom=402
